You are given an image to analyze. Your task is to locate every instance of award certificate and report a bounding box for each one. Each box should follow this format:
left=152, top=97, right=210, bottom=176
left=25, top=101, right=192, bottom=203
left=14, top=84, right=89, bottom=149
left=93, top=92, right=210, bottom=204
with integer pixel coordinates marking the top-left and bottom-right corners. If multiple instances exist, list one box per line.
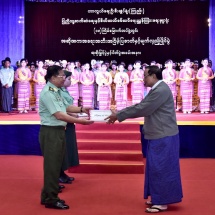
left=90, top=110, right=112, bottom=122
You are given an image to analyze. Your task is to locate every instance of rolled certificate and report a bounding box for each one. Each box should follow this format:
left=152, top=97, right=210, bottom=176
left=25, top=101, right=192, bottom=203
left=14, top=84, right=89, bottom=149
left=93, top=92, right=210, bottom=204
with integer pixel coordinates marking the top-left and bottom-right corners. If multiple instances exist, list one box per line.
left=90, top=110, right=112, bottom=122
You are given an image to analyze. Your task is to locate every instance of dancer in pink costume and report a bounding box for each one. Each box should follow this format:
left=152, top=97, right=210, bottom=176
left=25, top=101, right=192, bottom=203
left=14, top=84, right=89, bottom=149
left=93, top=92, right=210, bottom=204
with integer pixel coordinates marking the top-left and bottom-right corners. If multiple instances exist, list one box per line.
left=80, top=63, right=95, bottom=108
left=96, top=63, right=112, bottom=110
left=33, top=60, right=46, bottom=112
left=114, top=64, right=129, bottom=110
left=66, top=62, right=80, bottom=106
left=162, top=60, right=178, bottom=109
left=130, top=61, right=144, bottom=105
left=179, top=59, right=195, bottom=114
left=15, top=58, right=31, bottom=113
left=196, top=58, right=214, bottom=114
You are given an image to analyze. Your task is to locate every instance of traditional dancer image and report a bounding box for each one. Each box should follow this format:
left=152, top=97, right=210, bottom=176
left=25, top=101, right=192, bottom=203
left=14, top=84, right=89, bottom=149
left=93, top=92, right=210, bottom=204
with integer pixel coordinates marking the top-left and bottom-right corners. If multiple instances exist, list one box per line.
left=179, top=59, right=195, bottom=114
left=126, top=64, right=133, bottom=106
left=130, top=61, right=144, bottom=105
left=162, top=59, right=178, bottom=108
left=109, top=63, right=118, bottom=109
left=196, top=58, right=214, bottom=114
left=192, top=60, right=200, bottom=111
left=96, top=63, right=112, bottom=110
left=66, top=62, right=80, bottom=106
left=15, top=58, right=31, bottom=113
left=79, top=63, right=94, bottom=108
left=33, top=60, right=46, bottom=112
left=114, top=64, right=129, bottom=110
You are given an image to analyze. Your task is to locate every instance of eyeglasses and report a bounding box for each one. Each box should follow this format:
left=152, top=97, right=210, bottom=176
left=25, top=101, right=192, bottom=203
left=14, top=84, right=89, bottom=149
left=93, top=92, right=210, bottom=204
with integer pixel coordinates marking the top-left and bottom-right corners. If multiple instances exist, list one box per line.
left=56, top=75, right=66, bottom=78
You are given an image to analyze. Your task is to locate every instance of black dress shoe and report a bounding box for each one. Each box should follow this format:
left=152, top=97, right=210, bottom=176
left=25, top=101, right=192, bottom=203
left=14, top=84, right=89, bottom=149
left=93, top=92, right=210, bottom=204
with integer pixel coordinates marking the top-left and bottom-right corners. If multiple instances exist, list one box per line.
left=59, top=184, right=65, bottom=189
left=59, top=176, right=72, bottom=184
left=45, top=201, right=69, bottom=209
left=41, top=199, right=65, bottom=205
left=68, top=177, right=75, bottom=181
left=58, top=188, right=62, bottom=193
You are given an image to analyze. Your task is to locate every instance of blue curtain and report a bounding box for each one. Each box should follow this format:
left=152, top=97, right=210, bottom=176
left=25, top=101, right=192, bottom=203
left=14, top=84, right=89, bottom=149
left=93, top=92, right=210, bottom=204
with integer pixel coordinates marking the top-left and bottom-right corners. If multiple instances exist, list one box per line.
left=209, top=0, right=215, bottom=69
left=0, top=0, right=24, bottom=66
left=25, top=0, right=208, bottom=2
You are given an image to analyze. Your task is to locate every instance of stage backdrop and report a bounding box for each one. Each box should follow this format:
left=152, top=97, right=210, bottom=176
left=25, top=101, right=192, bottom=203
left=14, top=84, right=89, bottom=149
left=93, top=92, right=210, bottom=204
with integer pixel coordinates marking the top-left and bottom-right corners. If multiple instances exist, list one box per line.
left=0, top=0, right=24, bottom=65
left=25, top=1, right=209, bottom=64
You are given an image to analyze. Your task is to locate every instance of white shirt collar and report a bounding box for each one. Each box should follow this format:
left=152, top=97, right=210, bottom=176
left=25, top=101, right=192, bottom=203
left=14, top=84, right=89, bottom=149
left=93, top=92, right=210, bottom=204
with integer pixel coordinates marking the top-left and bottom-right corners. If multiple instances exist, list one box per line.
left=151, top=80, right=163, bottom=90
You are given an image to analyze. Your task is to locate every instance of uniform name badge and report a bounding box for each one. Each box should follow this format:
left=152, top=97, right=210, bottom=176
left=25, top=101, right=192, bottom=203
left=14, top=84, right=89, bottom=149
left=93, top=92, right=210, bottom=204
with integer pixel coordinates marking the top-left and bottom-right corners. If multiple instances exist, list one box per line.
left=90, top=110, right=112, bottom=122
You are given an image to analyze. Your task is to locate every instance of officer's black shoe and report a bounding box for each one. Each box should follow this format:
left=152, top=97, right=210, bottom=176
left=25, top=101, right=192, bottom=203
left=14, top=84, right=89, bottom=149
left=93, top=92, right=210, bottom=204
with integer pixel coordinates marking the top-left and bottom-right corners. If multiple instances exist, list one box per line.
left=45, top=201, right=69, bottom=209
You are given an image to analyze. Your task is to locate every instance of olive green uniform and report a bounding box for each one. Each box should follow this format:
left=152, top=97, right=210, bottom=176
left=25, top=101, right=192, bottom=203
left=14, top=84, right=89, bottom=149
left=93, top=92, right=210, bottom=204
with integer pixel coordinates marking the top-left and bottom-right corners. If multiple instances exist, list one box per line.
left=39, top=82, right=69, bottom=204
left=60, top=87, right=79, bottom=171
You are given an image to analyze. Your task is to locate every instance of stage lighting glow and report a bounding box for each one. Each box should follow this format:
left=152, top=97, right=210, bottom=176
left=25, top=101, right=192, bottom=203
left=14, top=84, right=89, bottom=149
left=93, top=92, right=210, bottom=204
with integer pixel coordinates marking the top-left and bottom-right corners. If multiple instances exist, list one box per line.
left=208, top=18, right=211, bottom=27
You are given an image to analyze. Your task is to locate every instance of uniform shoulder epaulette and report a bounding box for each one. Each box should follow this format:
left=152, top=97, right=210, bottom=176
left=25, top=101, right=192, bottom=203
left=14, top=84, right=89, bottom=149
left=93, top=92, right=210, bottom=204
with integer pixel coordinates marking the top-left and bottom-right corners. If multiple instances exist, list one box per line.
left=49, top=87, right=58, bottom=92
left=49, top=87, right=54, bottom=92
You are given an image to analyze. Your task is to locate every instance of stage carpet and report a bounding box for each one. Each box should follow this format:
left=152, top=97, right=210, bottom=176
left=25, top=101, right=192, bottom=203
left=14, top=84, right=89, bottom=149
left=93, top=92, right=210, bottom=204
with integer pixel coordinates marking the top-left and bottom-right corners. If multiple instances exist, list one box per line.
left=0, top=155, right=214, bottom=215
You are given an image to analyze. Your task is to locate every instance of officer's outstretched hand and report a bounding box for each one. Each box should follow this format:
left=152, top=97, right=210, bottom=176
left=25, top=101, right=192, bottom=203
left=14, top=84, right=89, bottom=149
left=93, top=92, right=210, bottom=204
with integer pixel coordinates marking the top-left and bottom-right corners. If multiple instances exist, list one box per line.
left=81, top=118, right=94, bottom=125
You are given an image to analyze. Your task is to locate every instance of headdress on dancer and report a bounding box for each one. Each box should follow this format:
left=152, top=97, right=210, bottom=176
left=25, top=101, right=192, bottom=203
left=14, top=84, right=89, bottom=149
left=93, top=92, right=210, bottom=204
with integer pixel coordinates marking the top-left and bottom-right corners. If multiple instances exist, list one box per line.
left=54, top=61, right=60, bottom=66
left=150, top=60, right=156, bottom=65
left=96, top=60, right=103, bottom=65
left=166, top=59, right=173, bottom=64
left=48, top=60, right=54, bottom=66
left=91, top=59, right=96, bottom=65
left=156, top=63, right=162, bottom=69
left=184, top=58, right=191, bottom=62
left=61, top=60, right=67, bottom=64
left=30, top=62, right=36, bottom=66
left=193, top=60, right=199, bottom=65
left=110, top=60, right=117, bottom=65
left=142, top=63, right=149, bottom=67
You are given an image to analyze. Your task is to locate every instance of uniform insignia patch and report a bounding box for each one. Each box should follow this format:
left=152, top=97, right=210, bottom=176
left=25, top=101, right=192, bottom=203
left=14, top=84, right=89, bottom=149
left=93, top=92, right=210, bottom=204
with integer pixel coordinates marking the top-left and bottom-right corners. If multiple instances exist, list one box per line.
left=49, top=87, right=58, bottom=92
left=49, top=87, right=54, bottom=92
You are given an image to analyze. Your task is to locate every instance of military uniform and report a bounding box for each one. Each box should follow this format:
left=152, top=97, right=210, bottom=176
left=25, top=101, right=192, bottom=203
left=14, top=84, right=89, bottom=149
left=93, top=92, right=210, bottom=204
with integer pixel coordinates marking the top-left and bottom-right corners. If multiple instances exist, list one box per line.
left=39, top=81, right=69, bottom=204
left=60, top=87, right=79, bottom=173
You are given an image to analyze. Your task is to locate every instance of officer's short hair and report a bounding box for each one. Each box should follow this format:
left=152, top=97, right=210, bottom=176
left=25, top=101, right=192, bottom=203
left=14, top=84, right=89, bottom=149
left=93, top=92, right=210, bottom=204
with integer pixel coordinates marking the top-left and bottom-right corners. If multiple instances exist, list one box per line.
left=45, top=65, right=62, bottom=82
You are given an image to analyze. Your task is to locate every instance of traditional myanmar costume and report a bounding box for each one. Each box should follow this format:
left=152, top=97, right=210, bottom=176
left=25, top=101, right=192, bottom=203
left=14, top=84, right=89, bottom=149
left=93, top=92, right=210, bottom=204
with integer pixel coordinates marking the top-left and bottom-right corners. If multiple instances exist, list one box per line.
left=67, top=70, right=79, bottom=106
left=80, top=70, right=94, bottom=108
left=29, top=70, right=36, bottom=110
left=15, top=68, right=31, bottom=112
left=162, top=68, right=177, bottom=108
left=192, top=68, right=200, bottom=111
left=114, top=72, right=129, bottom=110
left=130, top=69, right=144, bottom=105
left=96, top=72, right=112, bottom=110
left=179, top=69, right=195, bottom=113
left=33, top=69, right=46, bottom=111
left=126, top=70, right=132, bottom=106
left=197, top=67, right=214, bottom=113
left=109, top=69, right=118, bottom=109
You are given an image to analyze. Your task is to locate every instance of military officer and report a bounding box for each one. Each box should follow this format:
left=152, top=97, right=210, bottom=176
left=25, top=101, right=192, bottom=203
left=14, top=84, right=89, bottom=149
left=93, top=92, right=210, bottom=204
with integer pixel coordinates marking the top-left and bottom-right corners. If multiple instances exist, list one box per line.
left=39, top=65, right=93, bottom=210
